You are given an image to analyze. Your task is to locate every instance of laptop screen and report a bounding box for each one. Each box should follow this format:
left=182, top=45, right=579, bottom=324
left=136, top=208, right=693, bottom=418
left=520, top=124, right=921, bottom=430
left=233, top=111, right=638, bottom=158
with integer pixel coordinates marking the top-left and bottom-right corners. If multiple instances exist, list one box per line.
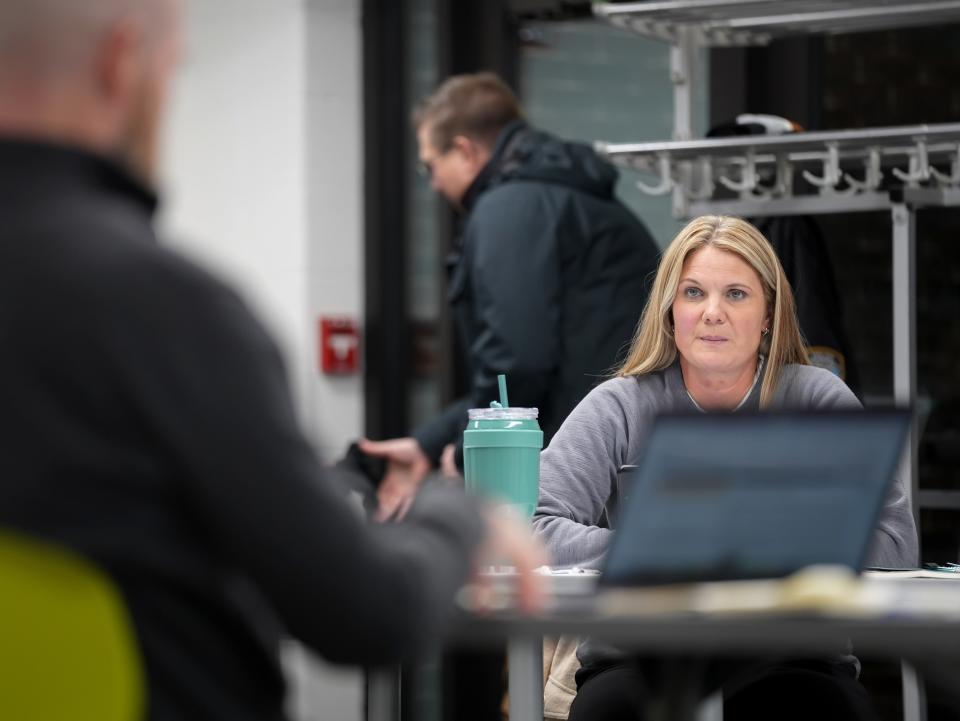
left=600, top=410, right=910, bottom=587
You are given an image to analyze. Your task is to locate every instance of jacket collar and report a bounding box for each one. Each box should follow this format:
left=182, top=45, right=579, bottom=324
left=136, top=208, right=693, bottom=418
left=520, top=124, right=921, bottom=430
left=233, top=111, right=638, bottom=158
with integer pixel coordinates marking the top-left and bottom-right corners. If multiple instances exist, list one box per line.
left=0, top=137, right=159, bottom=217
left=460, top=120, right=529, bottom=213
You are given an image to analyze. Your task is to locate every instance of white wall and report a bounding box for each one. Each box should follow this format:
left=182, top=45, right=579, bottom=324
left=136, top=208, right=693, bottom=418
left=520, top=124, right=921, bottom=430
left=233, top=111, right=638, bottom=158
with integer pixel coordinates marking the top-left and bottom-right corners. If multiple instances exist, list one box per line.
left=159, top=0, right=365, bottom=462
left=158, top=1, right=365, bottom=720
left=160, top=0, right=310, bottom=410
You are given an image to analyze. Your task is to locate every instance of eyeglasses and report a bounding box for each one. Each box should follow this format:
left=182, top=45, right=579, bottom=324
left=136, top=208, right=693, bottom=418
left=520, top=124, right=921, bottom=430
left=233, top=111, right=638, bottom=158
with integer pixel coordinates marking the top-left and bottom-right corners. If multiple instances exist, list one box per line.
left=417, top=146, right=453, bottom=179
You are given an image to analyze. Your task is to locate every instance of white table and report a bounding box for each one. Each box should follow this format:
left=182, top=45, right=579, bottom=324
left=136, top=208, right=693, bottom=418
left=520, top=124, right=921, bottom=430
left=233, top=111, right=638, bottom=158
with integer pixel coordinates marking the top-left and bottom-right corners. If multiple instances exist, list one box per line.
left=455, top=570, right=960, bottom=721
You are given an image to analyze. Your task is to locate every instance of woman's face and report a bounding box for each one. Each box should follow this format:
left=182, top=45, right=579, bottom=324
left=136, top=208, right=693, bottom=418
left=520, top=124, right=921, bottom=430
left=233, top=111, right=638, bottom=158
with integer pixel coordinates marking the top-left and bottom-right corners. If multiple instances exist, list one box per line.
left=671, top=245, right=769, bottom=379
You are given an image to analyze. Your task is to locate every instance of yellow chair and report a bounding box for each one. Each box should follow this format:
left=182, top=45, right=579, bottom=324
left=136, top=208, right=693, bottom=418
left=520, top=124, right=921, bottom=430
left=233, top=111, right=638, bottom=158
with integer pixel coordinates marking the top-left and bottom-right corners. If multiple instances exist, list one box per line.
left=0, top=528, right=144, bottom=721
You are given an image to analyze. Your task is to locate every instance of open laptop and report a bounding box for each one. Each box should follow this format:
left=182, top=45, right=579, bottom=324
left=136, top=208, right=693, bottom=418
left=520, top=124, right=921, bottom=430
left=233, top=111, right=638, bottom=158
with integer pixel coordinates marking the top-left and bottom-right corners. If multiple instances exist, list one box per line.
left=600, top=409, right=911, bottom=587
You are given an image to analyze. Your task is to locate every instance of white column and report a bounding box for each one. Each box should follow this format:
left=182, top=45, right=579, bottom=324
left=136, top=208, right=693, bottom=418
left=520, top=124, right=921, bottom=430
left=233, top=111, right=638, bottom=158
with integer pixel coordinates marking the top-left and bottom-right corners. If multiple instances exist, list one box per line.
left=305, top=0, right=366, bottom=461
left=891, top=203, right=917, bottom=518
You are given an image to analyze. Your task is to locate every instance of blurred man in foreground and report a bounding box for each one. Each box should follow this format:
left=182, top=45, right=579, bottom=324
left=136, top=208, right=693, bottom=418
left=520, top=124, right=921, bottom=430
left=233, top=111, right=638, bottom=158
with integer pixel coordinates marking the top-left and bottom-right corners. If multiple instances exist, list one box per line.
left=0, top=2, right=545, bottom=719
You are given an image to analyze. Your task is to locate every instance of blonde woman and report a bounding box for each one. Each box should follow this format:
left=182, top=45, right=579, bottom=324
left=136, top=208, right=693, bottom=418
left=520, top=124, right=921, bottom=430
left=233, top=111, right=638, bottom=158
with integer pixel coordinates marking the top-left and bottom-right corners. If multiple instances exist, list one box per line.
left=532, top=215, right=916, bottom=721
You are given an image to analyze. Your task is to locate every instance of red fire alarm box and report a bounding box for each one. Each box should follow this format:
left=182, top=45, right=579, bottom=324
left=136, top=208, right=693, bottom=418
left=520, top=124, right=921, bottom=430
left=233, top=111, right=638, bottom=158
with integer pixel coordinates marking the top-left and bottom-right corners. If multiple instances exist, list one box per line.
left=318, top=316, right=360, bottom=374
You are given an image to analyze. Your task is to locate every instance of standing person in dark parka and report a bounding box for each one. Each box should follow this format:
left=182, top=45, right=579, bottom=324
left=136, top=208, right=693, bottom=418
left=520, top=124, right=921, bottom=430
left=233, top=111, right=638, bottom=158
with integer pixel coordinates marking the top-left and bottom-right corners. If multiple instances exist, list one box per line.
left=362, top=72, right=661, bottom=521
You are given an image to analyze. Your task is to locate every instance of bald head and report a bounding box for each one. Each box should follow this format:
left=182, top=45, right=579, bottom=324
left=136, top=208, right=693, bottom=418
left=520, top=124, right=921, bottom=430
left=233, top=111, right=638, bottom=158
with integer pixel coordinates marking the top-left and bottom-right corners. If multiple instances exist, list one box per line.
left=0, top=0, right=182, bottom=182
left=0, top=0, right=175, bottom=84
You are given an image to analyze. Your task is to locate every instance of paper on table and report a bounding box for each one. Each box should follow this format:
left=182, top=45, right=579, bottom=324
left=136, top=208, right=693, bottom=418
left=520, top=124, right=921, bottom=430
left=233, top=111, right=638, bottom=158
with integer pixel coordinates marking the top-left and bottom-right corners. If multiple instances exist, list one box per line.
left=599, top=566, right=960, bottom=619
left=864, top=568, right=960, bottom=580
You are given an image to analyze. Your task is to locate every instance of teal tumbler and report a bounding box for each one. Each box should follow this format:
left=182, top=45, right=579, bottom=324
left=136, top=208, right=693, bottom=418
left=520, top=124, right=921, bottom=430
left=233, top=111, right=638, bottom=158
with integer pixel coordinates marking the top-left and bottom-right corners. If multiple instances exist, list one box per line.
left=462, top=407, right=543, bottom=519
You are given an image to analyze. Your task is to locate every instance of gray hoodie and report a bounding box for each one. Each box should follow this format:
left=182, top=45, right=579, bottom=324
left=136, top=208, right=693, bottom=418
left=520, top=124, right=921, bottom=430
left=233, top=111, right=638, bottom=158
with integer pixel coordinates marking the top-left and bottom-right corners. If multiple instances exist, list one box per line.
left=534, top=360, right=916, bottom=569
left=532, top=360, right=918, bottom=669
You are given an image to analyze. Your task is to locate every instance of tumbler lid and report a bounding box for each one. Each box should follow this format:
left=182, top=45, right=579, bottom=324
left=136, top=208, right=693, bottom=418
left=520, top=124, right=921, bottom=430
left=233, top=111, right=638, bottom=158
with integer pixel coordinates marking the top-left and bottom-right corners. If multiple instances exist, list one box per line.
left=468, top=407, right=538, bottom=421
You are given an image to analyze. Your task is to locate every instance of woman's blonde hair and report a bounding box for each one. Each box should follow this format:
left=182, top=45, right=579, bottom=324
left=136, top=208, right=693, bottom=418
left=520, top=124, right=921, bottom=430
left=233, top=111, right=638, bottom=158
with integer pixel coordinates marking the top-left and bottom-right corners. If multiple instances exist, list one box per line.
left=617, top=215, right=808, bottom=407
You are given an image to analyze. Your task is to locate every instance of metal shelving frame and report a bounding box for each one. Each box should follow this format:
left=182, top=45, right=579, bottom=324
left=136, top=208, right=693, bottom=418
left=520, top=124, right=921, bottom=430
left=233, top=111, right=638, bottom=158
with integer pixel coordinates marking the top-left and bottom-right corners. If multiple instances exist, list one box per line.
left=597, top=123, right=960, bottom=214
left=594, top=1, right=960, bottom=47
left=593, top=1, right=960, bottom=521
left=594, top=1, right=960, bottom=142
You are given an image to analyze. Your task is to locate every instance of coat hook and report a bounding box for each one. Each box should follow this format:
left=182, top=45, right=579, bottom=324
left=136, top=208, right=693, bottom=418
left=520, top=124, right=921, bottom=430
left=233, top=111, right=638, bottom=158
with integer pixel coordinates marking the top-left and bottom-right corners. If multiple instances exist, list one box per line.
left=892, top=141, right=931, bottom=185
left=802, top=143, right=841, bottom=189
left=929, top=145, right=960, bottom=187
left=749, top=155, right=792, bottom=199
left=840, top=147, right=883, bottom=194
left=717, top=150, right=758, bottom=193
left=634, top=152, right=674, bottom=196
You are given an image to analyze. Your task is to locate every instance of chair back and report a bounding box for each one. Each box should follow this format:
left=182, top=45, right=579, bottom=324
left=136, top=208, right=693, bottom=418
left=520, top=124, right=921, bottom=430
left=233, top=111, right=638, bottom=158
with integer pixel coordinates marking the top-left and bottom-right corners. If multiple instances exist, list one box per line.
left=0, top=529, right=144, bottom=721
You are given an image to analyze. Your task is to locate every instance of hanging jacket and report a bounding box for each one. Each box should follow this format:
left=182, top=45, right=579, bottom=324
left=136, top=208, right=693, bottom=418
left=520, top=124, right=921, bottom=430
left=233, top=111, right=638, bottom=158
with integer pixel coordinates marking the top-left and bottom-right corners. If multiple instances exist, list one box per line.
left=754, top=216, right=859, bottom=393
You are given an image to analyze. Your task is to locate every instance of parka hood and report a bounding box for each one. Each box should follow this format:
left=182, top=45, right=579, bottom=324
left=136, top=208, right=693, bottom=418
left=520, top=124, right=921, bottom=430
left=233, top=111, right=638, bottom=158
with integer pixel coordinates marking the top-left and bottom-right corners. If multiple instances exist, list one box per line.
left=461, top=121, right=619, bottom=212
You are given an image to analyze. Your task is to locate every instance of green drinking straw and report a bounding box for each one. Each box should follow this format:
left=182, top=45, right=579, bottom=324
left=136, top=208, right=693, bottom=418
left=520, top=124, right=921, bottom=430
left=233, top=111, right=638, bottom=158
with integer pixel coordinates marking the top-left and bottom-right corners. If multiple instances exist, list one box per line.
left=497, top=374, right=509, bottom=408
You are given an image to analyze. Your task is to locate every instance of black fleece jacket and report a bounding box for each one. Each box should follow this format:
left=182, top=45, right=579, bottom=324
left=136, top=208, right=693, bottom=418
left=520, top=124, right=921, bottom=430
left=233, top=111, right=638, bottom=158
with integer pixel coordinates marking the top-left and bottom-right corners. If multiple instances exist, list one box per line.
left=0, top=139, right=483, bottom=721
